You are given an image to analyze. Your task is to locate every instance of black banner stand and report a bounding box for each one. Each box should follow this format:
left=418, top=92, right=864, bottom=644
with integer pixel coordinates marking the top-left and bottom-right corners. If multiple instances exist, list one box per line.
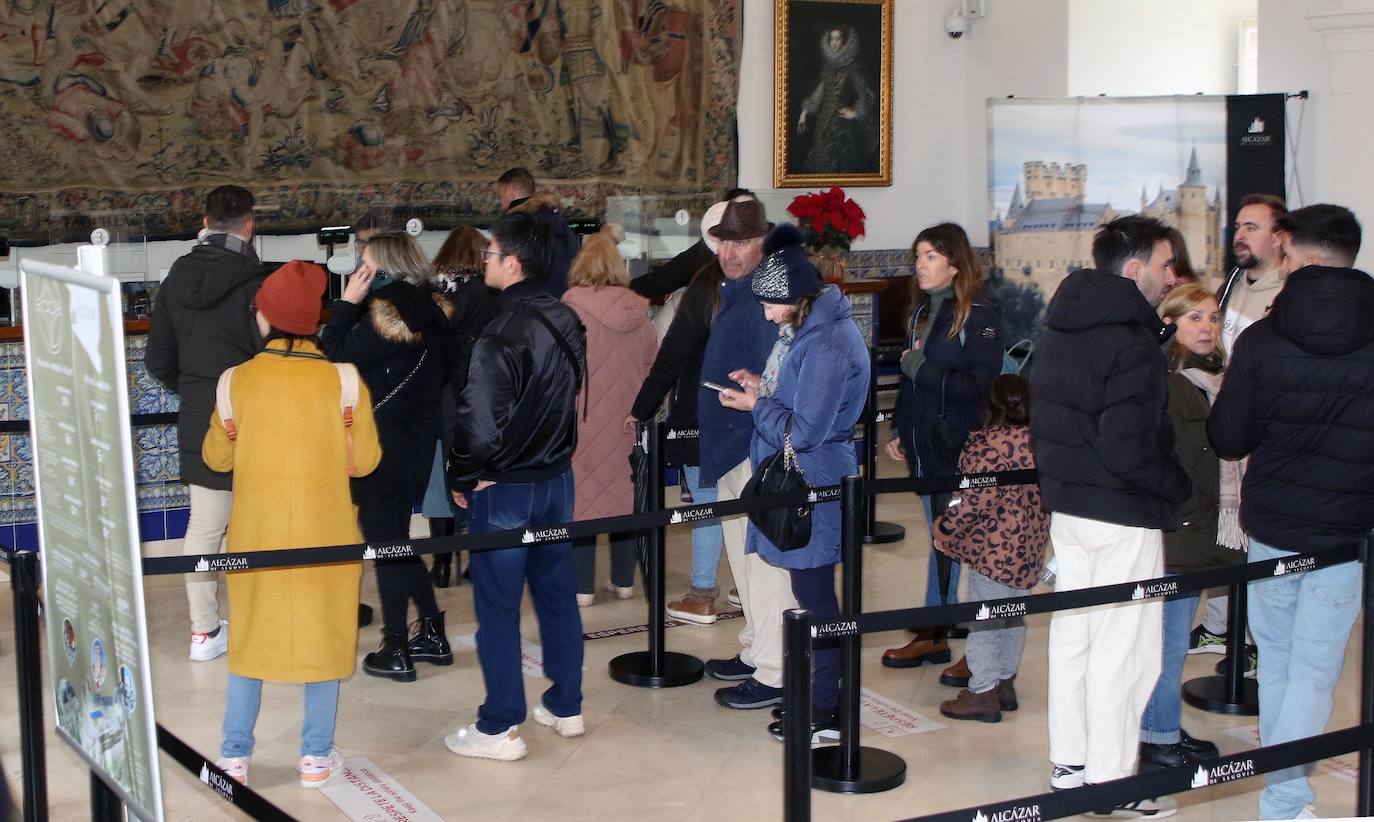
left=609, top=420, right=704, bottom=688
left=1359, top=533, right=1373, bottom=818
left=863, top=349, right=904, bottom=545
left=812, top=475, right=906, bottom=793
left=10, top=551, right=48, bottom=822
left=1181, top=581, right=1259, bottom=715
left=783, top=608, right=814, bottom=822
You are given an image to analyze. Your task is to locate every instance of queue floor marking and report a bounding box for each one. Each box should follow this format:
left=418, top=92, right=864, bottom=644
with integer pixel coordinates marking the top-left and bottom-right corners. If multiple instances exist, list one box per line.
left=319, top=757, right=444, bottom=821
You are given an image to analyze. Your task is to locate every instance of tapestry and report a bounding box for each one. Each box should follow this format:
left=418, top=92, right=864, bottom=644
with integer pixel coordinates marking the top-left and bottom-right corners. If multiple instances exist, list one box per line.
left=0, top=0, right=742, bottom=240
left=986, top=94, right=1285, bottom=341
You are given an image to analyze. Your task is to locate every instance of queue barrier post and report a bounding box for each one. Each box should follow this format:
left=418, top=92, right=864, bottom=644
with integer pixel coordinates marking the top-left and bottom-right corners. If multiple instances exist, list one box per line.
left=783, top=608, right=814, bottom=822
left=608, top=419, right=705, bottom=688
left=1359, top=531, right=1373, bottom=817
left=863, top=348, right=903, bottom=545
left=1180, top=580, right=1259, bottom=715
left=90, top=772, right=122, bottom=822
left=811, top=475, right=906, bottom=794
left=10, top=550, right=48, bottom=822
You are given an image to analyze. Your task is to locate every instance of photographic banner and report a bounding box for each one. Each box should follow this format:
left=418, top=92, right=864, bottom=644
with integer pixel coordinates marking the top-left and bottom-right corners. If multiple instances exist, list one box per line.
left=21, top=255, right=164, bottom=821
left=987, top=94, right=1286, bottom=339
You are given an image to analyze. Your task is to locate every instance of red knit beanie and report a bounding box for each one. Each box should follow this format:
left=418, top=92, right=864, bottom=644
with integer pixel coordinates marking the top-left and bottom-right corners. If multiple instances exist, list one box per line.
left=256, top=260, right=324, bottom=335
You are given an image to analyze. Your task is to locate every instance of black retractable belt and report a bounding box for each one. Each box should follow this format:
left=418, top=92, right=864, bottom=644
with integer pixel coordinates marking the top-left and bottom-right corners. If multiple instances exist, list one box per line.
left=862, top=346, right=904, bottom=545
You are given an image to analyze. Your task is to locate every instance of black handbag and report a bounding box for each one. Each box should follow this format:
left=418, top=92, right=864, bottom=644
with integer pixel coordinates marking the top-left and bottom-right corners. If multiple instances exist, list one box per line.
left=742, top=420, right=813, bottom=551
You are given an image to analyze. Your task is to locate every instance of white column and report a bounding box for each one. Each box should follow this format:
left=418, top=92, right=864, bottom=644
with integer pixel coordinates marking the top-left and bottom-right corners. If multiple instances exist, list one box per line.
left=1307, top=2, right=1374, bottom=271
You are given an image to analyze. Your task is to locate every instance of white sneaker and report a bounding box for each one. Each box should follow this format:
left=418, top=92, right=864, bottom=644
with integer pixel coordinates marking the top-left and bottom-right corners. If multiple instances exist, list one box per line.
left=532, top=704, right=585, bottom=738
left=215, top=756, right=250, bottom=785
left=1088, top=797, right=1178, bottom=818
left=444, top=724, right=527, bottom=761
left=1295, top=805, right=1320, bottom=819
left=576, top=593, right=595, bottom=608
left=726, top=588, right=741, bottom=607
left=1050, top=763, right=1084, bottom=790
left=190, top=620, right=228, bottom=662
left=297, top=746, right=343, bottom=788
left=604, top=581, right=634, bottom=600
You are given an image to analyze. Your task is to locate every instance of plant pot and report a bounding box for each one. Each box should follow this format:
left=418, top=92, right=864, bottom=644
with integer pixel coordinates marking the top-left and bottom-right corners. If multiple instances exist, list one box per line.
left=808, top=247, right=848, bottom=283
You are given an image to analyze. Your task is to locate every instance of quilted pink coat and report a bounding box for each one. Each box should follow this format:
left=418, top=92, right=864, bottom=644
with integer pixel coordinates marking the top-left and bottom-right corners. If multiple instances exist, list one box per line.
left=563, top=285, right=658, bottom=520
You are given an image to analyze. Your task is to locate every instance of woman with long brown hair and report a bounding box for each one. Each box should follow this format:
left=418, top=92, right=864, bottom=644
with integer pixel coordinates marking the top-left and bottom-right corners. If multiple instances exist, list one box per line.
left=882, top=222, right=1004, bottom=671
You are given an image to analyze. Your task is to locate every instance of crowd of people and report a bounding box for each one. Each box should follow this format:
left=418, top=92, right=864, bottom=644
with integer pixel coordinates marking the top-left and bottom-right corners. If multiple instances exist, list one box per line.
left=145, top=175, right=1373, bottom=820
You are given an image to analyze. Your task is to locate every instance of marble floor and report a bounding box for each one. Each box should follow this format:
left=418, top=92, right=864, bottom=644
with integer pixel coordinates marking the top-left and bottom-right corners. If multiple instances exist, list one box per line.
left=0, top=460, right=1365, bottom=821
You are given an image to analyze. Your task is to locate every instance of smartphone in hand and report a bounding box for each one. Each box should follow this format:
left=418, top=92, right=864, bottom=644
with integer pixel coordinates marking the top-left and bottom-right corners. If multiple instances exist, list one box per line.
left=701, top=381, right=729, bottom=393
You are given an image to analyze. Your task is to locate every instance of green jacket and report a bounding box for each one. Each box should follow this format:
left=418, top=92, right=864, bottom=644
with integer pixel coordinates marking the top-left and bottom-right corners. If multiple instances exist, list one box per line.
left=1164, top=352, right=1242, bottom=572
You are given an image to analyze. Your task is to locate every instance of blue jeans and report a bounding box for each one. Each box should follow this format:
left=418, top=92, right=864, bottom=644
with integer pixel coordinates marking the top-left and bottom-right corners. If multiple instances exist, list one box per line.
left=1140, top=588, right=1201, bottom=744
left=467, top=472, right=584, bottom=734
left=1248, top=539, right=1363, bottom=819
left=683, top=466, right=723, bottom=591
left=221, top=674, right=338, bottom=758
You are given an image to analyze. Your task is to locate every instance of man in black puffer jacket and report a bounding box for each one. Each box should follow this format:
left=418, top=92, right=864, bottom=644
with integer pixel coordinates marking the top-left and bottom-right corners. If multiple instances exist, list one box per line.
left=1208, top=204, right=1374, bottom=821
left=444, top=212, right=588, bottom=762
left=1029, top=215, right=1189, bottom=813
left=146, top=185, right=265, bottom=663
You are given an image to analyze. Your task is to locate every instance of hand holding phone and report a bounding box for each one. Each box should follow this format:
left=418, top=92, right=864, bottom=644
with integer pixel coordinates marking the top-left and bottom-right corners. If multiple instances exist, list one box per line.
left=701, top=381, right=729, bottom=393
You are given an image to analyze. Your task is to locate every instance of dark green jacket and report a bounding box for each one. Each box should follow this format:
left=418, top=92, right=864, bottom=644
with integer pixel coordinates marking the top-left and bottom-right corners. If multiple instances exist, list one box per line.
left=1164, top=352, right=1241, bottom=572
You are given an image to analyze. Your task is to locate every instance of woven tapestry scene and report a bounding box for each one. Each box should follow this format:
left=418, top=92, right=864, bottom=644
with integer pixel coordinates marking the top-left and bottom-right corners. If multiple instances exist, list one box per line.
left=0, top=0, right=742, bottom=237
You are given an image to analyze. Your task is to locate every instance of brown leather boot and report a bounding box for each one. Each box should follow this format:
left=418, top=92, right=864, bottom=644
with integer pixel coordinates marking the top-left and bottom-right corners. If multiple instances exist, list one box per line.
left=939, top=655, right=971, bottom=687
left=939, top=688, right=1002, bottom=722
left=997, top=676, right=1018, bottom=711
left=881, top=627, right=952, bottom=669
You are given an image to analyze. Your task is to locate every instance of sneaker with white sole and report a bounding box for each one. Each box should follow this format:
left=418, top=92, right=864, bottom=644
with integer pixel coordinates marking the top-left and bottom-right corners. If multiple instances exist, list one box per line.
left=1187, top=624, right=1227, bottom=655
left=1088, top=797, right=1178, bottom=818
left=666, top=591, right=718, bottom=625
left=444, top=724, right=528, bottom=761
left=726, top=588, right=741, bottom=607
left=297, top=746, right=343, bottom=788
left=532, top=704, right=585, bottom=738
left=1050, top=763, right=1085, bottom=790
left=603, top=581, right=634, bottom=600
left=1295, top=804, right=1320, bottom=819
left=215, top=756, right=250, bottom=785
left=190, top=620, right=228, bottom=662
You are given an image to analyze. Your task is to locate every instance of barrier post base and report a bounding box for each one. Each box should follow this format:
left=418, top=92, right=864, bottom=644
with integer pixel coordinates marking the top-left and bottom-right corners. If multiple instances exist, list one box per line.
left=608, top=651, right=704, bottom=688
left=1181, top=675, right=1259, bottom=715
left=811, top=746, right=906, bottom=794
left=863, top=521, right=905, bottom=545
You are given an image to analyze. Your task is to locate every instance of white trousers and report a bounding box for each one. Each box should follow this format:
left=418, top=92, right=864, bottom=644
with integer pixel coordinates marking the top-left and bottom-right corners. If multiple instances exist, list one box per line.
left=716, top=458, right=797, bottom=688
left=1047, top=512, right=1163, bottom=784
left=183, top=485, right=232, bottom=634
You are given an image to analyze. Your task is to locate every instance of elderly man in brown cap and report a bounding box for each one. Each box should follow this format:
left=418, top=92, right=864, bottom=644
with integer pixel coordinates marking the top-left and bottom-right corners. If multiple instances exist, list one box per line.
left=681, top=197, right=802, bottom=710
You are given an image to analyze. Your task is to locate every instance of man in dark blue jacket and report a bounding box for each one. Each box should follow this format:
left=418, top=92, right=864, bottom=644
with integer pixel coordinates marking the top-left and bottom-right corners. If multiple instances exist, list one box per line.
left=496, top=167, right=580, bottom=296
left=1209, top=204, right=1374, bottom=820
left=1029, top=215, right=1189, bottom=817
left=694, top=199, right=798, bottom=710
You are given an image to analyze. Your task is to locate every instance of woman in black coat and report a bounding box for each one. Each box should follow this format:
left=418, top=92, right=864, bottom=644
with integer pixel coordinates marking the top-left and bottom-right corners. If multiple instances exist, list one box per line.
left=321, top=232, right=452, bottom=683
left=881, top=223, right=1003, bottom=670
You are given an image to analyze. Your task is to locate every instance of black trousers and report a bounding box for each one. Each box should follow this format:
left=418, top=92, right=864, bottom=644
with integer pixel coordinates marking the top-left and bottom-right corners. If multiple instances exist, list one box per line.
left=357, top=491, right=439, bottom=635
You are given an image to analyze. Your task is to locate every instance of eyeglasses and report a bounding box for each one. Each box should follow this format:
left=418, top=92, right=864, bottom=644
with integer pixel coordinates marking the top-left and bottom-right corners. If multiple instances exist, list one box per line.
left=481, top=250, right=507, bottom=261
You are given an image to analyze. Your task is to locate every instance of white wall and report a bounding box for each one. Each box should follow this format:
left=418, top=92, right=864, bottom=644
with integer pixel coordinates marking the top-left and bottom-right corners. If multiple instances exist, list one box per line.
left=737, top=0, right=1070, bottom=250
left=1257, top=0, right=1338, bottom=211
left=1067, top=0, right=1258, bottom=97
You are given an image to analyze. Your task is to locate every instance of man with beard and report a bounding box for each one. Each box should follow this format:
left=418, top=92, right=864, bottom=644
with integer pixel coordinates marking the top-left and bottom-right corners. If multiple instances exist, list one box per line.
left=796, top=25, right=877, bottom=174
left=1218, top=193, right=1288, bottom=354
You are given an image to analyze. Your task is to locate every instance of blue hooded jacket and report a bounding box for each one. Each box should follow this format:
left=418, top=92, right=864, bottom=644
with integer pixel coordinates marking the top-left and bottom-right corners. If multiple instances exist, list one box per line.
left=698, top=271, right=779, bottom=484
left=747, top=285, right=870, bottom=568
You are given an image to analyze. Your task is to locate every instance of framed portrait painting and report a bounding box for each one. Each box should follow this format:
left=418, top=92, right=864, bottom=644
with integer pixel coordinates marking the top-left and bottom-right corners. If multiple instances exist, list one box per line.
left=774, top=0, right=893, bottom=187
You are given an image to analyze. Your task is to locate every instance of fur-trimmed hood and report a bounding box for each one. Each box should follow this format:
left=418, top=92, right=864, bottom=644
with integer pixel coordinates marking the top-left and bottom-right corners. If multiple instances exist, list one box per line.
left=508, top=191, right=564, bottom=215
left=365, top=281, right=447, bottom=346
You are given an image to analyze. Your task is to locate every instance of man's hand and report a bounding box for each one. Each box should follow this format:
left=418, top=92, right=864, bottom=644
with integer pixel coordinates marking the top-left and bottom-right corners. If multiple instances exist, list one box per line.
left=450, top=479, right=496, bottom=509
left=622, top=415, right=639, bottom=435
left=884, top=438, right=906, bottom=462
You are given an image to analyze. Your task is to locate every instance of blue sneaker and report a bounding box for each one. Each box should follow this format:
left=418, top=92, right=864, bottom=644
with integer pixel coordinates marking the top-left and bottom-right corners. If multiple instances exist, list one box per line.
left=704, top=655, right=756, bottom=682
left=714, top=678, right=784, bottom=710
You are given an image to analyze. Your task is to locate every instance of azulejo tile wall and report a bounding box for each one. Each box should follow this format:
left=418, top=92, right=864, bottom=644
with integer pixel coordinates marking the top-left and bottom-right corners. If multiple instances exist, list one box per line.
left=0, top=334, right=184, bottom=550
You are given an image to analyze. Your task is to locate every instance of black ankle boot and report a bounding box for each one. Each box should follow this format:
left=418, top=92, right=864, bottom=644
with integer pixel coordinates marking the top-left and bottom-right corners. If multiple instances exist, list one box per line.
left=430, top=554, right=452, bottom=589
left=363, top=632, right=416, bottom=682
left=407, top=612, right=453, bottom=665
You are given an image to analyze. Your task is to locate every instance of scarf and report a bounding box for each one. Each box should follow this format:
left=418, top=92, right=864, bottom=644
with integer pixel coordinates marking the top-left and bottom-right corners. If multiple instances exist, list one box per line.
left=759, top=325, right=794, bottom=398
left=198, top=232, right=259, bottom=264
left=899, top=285, right=951, bottom=380
left=1180, top=367, right=1248, bottom=551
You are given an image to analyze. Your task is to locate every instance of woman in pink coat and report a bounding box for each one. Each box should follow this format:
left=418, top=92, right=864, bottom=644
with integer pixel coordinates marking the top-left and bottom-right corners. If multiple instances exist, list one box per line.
left=563, top=229, right=659, bottom=606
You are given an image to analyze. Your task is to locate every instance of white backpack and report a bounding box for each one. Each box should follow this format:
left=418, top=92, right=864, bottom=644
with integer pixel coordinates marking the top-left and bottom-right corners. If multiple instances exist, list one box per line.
left=215, top=362, right=364, bottom=476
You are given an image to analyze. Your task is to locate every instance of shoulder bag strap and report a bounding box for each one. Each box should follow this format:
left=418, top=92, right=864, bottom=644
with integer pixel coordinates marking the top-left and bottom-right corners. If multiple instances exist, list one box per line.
left=522, top=304, right=589, bottom=420
left=215, top=366, right=240, bottom=441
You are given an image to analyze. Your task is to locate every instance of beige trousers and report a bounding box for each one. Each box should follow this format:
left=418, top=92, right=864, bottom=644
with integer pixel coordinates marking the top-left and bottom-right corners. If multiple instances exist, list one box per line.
left=183, top=484, right=232, bottom=634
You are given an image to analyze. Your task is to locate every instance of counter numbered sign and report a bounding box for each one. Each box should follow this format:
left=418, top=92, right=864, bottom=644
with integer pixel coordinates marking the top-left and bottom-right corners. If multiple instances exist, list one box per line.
left=21, top=256, right=164, bottom=821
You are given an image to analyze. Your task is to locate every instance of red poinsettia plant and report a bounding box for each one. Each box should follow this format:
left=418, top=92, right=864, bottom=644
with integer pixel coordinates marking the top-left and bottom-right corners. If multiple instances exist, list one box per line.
left=787, top=186, right=866, bottom=252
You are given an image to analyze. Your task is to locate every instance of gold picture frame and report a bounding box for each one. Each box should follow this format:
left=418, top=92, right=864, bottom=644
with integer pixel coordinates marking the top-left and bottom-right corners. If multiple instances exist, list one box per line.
left=773, top=0, right=893, bottom=188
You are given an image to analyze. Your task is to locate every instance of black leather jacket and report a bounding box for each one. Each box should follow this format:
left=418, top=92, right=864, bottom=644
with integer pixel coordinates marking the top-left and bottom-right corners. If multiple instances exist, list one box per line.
left=446, top=278, right=587, bottom=491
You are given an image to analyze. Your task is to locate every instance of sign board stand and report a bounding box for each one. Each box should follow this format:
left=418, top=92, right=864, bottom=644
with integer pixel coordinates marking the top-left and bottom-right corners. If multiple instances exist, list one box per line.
left=20, top=254, right=165, bottom=821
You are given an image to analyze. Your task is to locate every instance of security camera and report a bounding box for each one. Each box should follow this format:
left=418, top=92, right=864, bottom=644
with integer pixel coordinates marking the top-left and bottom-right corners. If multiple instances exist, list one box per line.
left=944, top=9, right=967, bottom=38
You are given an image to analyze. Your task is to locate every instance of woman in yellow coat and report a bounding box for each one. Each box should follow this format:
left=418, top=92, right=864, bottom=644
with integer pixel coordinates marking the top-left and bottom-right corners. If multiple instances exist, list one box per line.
left=202, top=261, right=382, bottom=788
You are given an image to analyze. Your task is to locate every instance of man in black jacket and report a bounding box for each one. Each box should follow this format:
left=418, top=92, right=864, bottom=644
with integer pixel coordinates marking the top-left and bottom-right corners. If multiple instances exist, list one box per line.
left=1209, top=204, right=1374, bottom=821
left=1030, top=215, right=1189, bottom=816
left=496, top=167, right=580, bottom=297
left=146, top=185, right=264, bottom=663
left=444, top=212, right=588, bottom=762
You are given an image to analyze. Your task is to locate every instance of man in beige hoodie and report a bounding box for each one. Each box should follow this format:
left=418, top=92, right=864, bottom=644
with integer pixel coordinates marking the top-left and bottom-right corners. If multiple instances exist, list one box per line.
left=1219, top=193, right=1288, bottom=353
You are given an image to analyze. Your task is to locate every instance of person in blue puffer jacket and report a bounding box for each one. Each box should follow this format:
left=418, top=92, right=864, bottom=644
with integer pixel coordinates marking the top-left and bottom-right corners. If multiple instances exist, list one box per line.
left=718, top=224, right=870, bottom=741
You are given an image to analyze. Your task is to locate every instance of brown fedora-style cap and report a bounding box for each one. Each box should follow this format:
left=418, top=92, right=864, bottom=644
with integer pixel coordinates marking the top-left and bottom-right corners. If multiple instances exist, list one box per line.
left=708, top=199, right=771, bottom=241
